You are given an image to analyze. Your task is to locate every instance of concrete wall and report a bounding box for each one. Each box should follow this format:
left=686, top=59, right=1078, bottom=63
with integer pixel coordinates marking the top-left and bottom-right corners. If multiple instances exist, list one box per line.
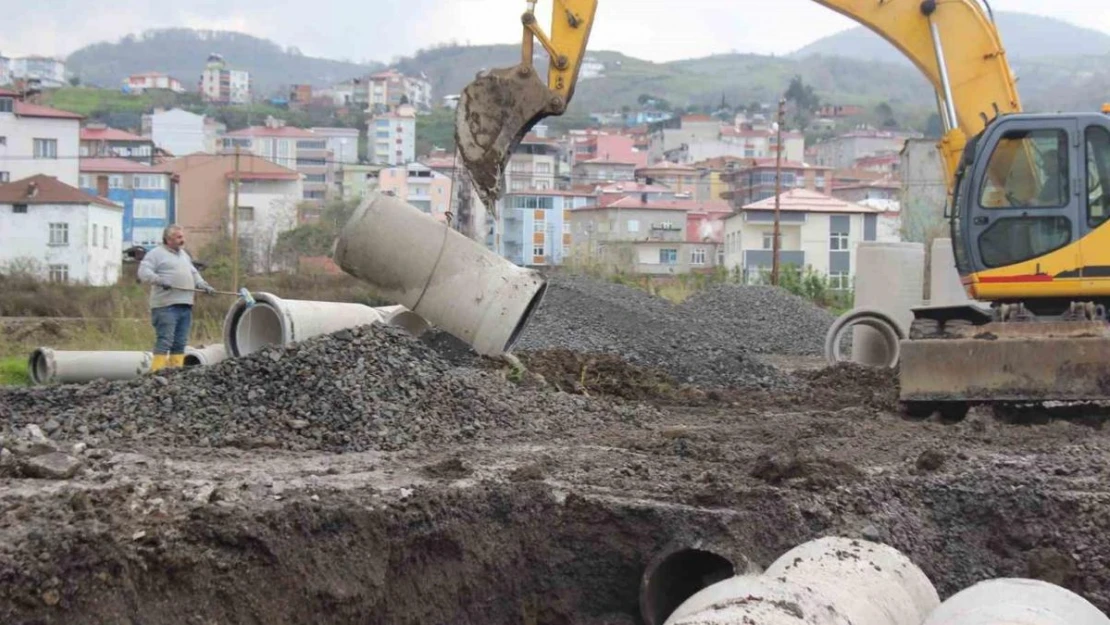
left=0, top=112, right=80, bottom=186
left=151, top=109, right=207, bottom=157
left=0, top=201, right=122, bottom=285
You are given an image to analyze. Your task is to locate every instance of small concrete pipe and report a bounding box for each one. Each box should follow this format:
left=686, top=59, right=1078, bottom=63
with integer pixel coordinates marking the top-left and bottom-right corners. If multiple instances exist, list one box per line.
left=222, top=292, right=387, bottom=357
left=825, top=307, right=905, bottom=367
left=333, top=192, right=548, bottom=356
left=28, top=347, right=152, bottom=385
left=664, top=537, right=939, bottom=625
left=184, top=344, right=227, bottom=367
left=375, top=305, right=431, bottom=338
left=852, top=241, right=925, bottom=366
left=921, top=578, right=1110, bottom=625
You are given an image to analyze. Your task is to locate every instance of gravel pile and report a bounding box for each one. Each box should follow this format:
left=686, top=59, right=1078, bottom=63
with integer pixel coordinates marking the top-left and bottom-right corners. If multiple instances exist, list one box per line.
left=513, top=274, right=791, bottom=389
left=0, top=324, right=658, bottom=453
left=677, top=285, right=837, bottom=356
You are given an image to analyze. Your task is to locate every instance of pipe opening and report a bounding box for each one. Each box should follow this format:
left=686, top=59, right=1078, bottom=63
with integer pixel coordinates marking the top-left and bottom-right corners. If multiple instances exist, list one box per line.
left=233, top=303, right=286, bottom=356
left=640, top=548, right=735, bottom=625
left=505, top=282, right=548, bottom=353
left=29, top=349, right=50, bottom=385
left=183, top=354, right=202, bottom=367
left=387, top=310, right=431, bottom=338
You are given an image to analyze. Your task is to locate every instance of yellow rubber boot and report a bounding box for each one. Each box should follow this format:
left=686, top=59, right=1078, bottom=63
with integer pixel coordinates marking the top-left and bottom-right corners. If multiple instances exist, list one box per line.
left=169, top=354, right=185, bottom=368
left=151, top=354, right=169, bottom=372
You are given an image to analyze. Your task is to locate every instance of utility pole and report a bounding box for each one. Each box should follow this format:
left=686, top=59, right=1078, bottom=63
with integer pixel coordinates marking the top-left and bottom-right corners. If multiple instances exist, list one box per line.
left=232, top=146, right=241, bottom=292
left=771, top=97, right=785, bottom=286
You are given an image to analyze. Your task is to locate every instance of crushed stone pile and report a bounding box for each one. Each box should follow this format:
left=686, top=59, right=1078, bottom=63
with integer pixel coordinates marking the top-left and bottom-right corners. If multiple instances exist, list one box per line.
left=513, top=274, right=822, bottom=389
left=0, top=324, right=659, bottom=453
left=677, top=284, right=838, bottom=356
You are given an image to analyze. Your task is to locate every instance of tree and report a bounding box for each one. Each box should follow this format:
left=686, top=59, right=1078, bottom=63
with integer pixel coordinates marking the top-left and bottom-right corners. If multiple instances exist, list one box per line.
left=875, top=101, right=897, bottom=128
left=784, top=75, right=821, bottom=132
left=68, top=76, right=81, bottom=87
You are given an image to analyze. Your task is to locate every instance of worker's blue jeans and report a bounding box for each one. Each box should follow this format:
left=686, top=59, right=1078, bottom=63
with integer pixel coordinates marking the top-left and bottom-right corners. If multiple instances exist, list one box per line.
left=152, top=304, right=193, bottom=355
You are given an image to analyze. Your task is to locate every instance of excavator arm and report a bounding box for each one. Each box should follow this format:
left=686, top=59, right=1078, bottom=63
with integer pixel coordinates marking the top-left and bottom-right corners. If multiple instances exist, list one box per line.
left=454, top=0, right=1023, bottom=207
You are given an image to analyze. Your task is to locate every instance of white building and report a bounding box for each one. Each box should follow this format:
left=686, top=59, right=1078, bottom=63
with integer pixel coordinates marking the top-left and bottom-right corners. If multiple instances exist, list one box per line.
left=146, top=108, right=221, bottom=157
left=0, top=55, right=11, bottom=86
left=0, top=175, right=123, bottom=286
left=368, top=70, right=432, bottom=111
left=9, top=56, right=67, bottom=88
left=368, top=104, right=416, bottom=165
left=124, top=72, right=185, bottom=94
left=721, top=189, right=883, bottom=288
left=231, top=174, right=304, bottom=273
left=0, top=88, right=82, bottom=186
left=310, top=126, right=360, bottom=164
left=200, top=54, right=250, bottom=105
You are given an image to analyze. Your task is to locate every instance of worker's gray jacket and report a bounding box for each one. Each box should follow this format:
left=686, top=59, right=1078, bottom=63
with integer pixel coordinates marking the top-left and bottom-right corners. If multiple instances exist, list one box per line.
left=137, top=245, right=212, bottom=309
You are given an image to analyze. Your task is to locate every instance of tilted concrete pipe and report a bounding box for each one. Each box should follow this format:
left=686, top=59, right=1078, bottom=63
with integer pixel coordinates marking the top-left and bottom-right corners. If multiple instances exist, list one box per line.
left=29, top=347, right=152, bottom=385
left=333, top=192, right=548, bottom=357
left=184, top=344, right=227, bottom=367
left=664, top=537, right=939, bottom=625
left=222, top=292, right=387, bottom=357
left=922, top=578, right=1110, bottom=625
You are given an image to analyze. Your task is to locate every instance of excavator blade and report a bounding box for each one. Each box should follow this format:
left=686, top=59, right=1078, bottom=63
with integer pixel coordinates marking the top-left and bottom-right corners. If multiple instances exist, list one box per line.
left=454, top=64, right=565, bottom=212
left=899, top=321, right=1110, bottom=404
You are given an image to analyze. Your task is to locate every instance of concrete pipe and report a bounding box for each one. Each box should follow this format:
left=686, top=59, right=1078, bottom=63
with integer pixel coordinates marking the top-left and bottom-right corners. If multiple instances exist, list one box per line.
left=639, top=543, right=748, bottom=625
left=29, top=347, right=152, bottom=385
left=222, top=292, right=386, bottom=357
left=664, top=537, right=938, bottom=625
left=333, top=192, right=548, bottom=357
left=184, top=344, right=227, bottom=367
left=375, top=305, right=431, bottom=338
left=922, top=578, right=1110, bottom=625
left=852, top=242, right=924, bottom=365
left=929, top=238, right=970, bottom=307
left=825, top=308, right=905, bottom=368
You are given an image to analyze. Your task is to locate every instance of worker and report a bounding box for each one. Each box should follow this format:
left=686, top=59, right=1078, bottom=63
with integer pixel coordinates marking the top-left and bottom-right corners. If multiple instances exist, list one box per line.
left=137, top=224, right=215, bottom=371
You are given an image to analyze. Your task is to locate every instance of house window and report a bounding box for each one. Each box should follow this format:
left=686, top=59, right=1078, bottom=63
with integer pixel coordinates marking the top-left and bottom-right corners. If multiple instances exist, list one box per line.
left=691, top=248, right=706, bottom=265
left=133, top=199, right=167, bottom=219
left=717, top=247, right=725, bottom=265
left=626, top=219, right=639, bottom=232
left=48, top=264, right=69, bottom=283
left=103, top=225, right=110, bottom=248
left=34, top=138, right=58, bottom=159
left=13, top=203, right=27, bottom=214
left=238, top=206, right=255, bottom=221
left=133, top=175, right=165, bottom=190
left=92, top=224, right=98, bottom=247
left=78, top=175, right=91, bottom=188
left=533, top=216, right=546, bottom=233
left=108, top=175, right=126, bottom=189
left=533, top=244, right=545, bottom=257
left=660, top=248, right=678, bottom=264
left=0, top=172, right=9, bottom=183
left=830, top=230, right=849, bottom=250
left=563, top=222, right=571, bottom=234
left=49, top=223, right=68, bottom=246
left=535, top=163, right=551, bottom=174
left=511, top=180, right=526, bottom=191
left=762, top=232, right=774, bottom=249
left=829, top=271, right=850, bottom=290
left=0, top=98, right=12, bottom=113
left=132, top=227, right=162, bottom=246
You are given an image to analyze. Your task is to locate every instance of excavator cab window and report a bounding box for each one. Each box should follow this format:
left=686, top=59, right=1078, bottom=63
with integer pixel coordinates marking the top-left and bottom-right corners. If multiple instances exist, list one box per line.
left=1085, top=125, right=1110, bottom=228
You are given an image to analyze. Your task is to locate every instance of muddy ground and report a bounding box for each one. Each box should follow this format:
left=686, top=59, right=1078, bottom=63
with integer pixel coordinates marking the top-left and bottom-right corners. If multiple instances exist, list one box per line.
left=2, top=347, right=1110, bottom=624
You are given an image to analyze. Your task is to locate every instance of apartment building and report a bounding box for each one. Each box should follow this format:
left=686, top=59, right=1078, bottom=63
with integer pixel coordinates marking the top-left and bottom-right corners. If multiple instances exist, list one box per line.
left=504, top=133, right=562, bottom=192
left=144, top=108, right=224, bottom=157
left=368, top=70, right=432, bottom=111
left=125, top=72, right=185, bottom=94
left=79, top=157, right=175, bottom=249
left=222, top=117, right=333, bottom=203
left=0, top=55, right=10, bottom=86
left=367, top=104, right=416, bottom=165
left=200, top=54, right=250, bottom=105
left=0, top=175, right=123, bottom=285
left=310, top=127, right=360, bottom=165
left=721, top=189, right=883, bottom=288
left=498, top=190, right=595, bottom=266
left=9, top=57, right=67, bottom=88
left=572, top=159, right=637, bottom=185
left=80, top=123, right=155, bottom=164
left=811, top=129, right=922, bottom=169
left=720, top=158, right=834, bottom=207
left=0, top=88, right=82, bottom=186
left=635, top=162, right=701, bottom=196
left=648, top=115, right=805, bottom=165
left=376, top=163, right=452, bottom=221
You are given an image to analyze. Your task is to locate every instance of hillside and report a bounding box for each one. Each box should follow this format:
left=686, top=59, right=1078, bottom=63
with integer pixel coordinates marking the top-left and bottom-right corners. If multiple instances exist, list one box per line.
left=792, top=11, right=1110, bottom=64
left=66, top=29, right=381, bottom=95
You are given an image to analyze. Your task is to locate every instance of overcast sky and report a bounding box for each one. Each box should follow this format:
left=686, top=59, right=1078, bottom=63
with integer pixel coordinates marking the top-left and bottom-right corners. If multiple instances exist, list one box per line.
left=7, top=1, right=1110, bottom=63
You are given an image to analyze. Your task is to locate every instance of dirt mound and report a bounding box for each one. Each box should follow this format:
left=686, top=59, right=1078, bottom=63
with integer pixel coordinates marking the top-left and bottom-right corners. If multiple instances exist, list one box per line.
left=516, top=349, right=694, bottom=402
left=0, top=324, right=661, bottom=453
left=678, top=284, right=838, bottom=356
left=514, top=274, right=790, bottom=390
left=795, top=362, right=899, bottom=410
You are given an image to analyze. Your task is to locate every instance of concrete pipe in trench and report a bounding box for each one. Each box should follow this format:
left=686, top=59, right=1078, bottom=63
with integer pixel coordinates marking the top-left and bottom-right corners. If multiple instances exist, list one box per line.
left=28, top=347, right=152, bottom=385
left=222, top=292, right=388, bottom=357
left=664, top=537, right=939, bottom=625
left=184, top=344, right=227, bottom=367
left=333, top=192, right=547, bottom=357
left=922, top=578, right=1110, bottom=625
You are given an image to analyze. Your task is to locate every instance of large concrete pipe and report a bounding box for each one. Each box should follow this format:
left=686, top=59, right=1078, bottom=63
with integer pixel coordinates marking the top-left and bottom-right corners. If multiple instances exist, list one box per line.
left=29, top=347, right=152, bottom=385
left=222, top=292, right=387, bottom=357
left=852, top=242, right=925, bottom=366
left=333, top=192, right=548, bottom=357
left=184, top=344, right=227, bottom=367
left=639, top=542, right=750, bottom=625
left=929, top=238, right=970, bottom=307
left=664, top=537, right=939, bottom=625
left=921, top=578, right=1110, bottom=625
left=825, top=307, right=905, bottom=367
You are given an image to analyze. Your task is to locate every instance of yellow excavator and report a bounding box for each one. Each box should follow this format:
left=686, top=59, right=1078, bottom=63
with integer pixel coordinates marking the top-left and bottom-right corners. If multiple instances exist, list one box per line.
left=454, top=0, right=1110, bottom=418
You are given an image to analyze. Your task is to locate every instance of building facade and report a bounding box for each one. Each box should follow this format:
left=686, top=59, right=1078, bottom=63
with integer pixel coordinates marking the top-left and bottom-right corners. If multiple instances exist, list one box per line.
left=125, top=73, right=185, bottom=94
left=80, top=124, right=155, bottom=164
left=200, top=54, right=250, bottom=105
left=222, top=117, right=334, bottom=203
left=0, top=175, right=123, bottom=285
left=367, top=105, right=416, bottom=165
left=9, top=57, right=67, bottom=88
left=499, top=190, right=594, bottom=266
left=145, top=108, right=224, bottom=157
left=79, top=157, right=175, bottom=249
left=721, top=159, right=834, bottom=206
left=0, top=88, right=82, bottom=186
left=811, top=130, right=922, bottom=170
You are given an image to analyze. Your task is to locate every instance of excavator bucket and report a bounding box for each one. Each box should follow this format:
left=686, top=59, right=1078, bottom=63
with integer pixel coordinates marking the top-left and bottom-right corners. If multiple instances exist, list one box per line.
left=454, top=64, right=565, bottom=212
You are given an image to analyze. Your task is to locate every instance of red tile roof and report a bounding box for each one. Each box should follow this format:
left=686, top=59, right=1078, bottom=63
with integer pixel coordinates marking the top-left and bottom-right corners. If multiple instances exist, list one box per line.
left=0, top=175, right=120, bottom=209
left=80, top=157, right=157, bottom=174
left=14, top=101, right=83, bottom=120
left=738, top=189, right=881, bottom=214
left=81, top=127, right=149, bottom=142
left=224, top=125, right=318, bottom=138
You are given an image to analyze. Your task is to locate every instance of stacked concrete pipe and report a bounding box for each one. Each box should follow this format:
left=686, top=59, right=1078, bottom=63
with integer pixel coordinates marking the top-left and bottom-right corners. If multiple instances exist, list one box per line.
left=922, top=578, right=1110, bottom=625
left=662, top=536, right=939, bottom=625
left=333, top=191, right=547, bottom=357
left=28, top=347, right=152, bottom=385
